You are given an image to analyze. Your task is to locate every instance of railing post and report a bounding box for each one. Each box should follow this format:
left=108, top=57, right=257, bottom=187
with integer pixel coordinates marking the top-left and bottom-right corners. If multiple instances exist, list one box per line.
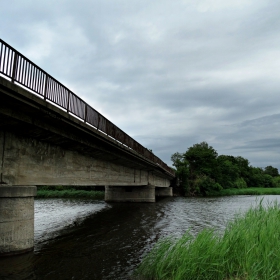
left=97, top=114, right=100, bottom=131
left=44, top=75, right=49, bottom=100
left=67, top=91, right=70, bottom=113
left=84, top=104, right=87, bottom=123
left=11, top=52, right=19, bottom=83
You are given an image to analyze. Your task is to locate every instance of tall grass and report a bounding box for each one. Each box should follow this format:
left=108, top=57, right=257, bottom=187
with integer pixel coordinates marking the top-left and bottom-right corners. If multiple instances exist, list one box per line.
left=134, top=201, right=280, bottom=280
left=36, top=189, right=104, bottom=199
left=208, top=187, right=280, bottom=197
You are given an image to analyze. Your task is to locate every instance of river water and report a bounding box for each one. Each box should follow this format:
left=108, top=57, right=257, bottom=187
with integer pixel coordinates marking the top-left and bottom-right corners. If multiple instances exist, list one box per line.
left=1, top=195, right=280, bottom=280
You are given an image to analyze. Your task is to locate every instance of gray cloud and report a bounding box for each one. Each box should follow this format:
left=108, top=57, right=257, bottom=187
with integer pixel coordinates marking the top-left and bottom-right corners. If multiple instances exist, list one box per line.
left=1, top=0, right=280, bottom=170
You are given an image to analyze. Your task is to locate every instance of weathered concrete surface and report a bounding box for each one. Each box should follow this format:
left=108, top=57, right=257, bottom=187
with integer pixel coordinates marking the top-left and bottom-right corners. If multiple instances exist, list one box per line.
left=105, top=185, right=155, bottom=202
left=155, top=187, right=173, bottom=197
left=0, top=186, right=36, bottom=256
left=0, top=76, right=174, bottom=187
left=0, top=131, right=170, bottom=187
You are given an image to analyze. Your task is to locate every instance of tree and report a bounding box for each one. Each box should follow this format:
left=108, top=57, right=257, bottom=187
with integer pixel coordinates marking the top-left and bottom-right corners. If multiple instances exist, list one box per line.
left=171, top=152, right=185, bottom=169
left=248, top=167, right=266, bottom=188
left=264, top=166, right=279, bottom=177
left=184, top=142, right=220, bottom=195
left=217, top=155, right=240, bottom=189
left=171, top=142, right=278, bottom=196
left=171, top=152, right=189, bottom=194
left=234, top=156, right=251, bottom=186
left=185, top=141, right=218, bottom=179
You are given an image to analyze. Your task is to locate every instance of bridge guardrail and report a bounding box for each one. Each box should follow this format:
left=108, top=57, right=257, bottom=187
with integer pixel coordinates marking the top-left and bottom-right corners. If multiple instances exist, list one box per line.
left=0, top=39, right=175, bottom=176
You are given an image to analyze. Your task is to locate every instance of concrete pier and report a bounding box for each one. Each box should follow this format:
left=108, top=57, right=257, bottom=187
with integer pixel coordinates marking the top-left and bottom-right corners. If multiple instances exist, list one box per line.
left=105, top=185, right=156, bottom=202
left=0, top=186, right=36, bottom=256
left=155, top=187, right=173, bottom=197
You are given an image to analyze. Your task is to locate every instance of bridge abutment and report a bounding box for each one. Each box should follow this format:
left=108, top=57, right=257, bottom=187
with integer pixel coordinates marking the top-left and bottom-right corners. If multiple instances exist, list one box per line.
left=0, top=186, right=36, bottom=256
left=105, top=185, right=156, bottom=202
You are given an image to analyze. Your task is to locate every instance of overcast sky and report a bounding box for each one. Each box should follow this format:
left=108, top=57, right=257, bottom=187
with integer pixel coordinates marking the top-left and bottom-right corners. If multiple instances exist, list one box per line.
left=1, top=0, right=280, bottom=169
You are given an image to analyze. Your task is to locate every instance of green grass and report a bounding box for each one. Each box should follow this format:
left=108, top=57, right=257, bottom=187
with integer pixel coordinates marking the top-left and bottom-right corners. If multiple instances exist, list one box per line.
left=134, top=201, right=280, bottom=280
left=36, top=189, right=104, bottom=199
left=207, top=187, right=280, bottom=197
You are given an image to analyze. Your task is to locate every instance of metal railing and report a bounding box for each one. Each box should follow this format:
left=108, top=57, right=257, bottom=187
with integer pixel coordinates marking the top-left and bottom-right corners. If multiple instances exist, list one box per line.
left=0, top=39, right=174, bottom=176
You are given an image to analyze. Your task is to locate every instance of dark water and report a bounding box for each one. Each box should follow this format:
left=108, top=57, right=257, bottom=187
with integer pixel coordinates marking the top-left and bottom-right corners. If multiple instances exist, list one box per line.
left=1, top=195, right=280, bottom=280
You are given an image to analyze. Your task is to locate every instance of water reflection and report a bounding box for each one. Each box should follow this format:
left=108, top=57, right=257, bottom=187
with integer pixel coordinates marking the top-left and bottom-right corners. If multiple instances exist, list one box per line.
left=34, top=198, right=109, bottom=251
left=1, top=195, right=280, bottom=280
left=0, top=252, right=35, bottom=280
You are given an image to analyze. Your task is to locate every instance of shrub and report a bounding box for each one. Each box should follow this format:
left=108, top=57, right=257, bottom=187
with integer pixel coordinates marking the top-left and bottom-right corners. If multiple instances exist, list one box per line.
left=234, top=177, right=247, bottom=189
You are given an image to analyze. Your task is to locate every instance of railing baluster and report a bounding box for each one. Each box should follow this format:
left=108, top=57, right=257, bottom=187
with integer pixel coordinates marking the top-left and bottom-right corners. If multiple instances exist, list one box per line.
left=0, top=42, right=3, bottom=72
left=3, top=45, right=7, bottom=75
left=11, top=52, right=19, bottom=83
left=18, top=56, right=22, bottom=83
left=44, top=75, right=49, bottom=100
left=23, top=60, right=28, bottom=85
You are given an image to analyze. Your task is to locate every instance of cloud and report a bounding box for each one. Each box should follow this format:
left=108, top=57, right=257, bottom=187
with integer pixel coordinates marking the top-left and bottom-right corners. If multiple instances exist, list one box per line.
left=1, top=0, right=280, bottom=170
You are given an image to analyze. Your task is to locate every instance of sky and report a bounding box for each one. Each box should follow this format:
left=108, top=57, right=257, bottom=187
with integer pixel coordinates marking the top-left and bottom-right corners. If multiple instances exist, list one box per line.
left=1, top=0, right=280, bottom=170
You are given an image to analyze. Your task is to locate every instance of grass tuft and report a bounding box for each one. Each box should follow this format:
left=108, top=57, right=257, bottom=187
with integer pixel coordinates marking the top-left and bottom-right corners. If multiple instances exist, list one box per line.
left=134, top=201, right=280, bottom=280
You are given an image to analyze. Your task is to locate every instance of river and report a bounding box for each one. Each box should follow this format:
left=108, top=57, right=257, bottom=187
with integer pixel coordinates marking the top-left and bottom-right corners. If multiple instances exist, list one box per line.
left=1, top=195, right=280, bottom=280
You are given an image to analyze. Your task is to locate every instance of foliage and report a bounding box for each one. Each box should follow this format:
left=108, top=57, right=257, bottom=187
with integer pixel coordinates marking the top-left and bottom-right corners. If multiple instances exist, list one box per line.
left=207, top=187, right=280, bottom=196
left=36, top=186, right=104, bottom=199
left=233, top=177, right=247, bottom=189
left=272, top=176, right=280, bottom=188
left=171, top=141, right=279, bottom=196
left=171, top=152, right=190, bottom=194
left=217, top=155, right=239, bottom=188
left=192, top=175, right=222, bottom=196
left=185, top=141, right=218, bottom=179
left=134, top=201, right=280, bottom=280
left=264, top=165, right=279, bottom=177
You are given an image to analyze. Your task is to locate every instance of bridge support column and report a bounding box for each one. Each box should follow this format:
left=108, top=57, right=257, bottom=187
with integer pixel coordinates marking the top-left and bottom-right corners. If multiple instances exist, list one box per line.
left=155, top=187, right=173, bottom=197
left=105, top=185, right=155, bottom=202
left=0, top=186, right=36, bottom=256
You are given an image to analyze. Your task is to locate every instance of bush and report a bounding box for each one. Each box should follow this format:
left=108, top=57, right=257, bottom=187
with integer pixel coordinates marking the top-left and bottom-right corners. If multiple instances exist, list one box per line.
left=272, top=176, right=280, bottom=188
left=192, top=175, right=222, bottom=196
left=234, top=177, right=247, bottom=189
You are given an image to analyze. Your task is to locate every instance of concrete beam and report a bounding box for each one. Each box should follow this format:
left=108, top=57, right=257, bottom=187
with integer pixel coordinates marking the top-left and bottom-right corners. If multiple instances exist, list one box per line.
left=0, top=131, right=170, bottom=187
left=155, top=187, right=173, bottom=197
left=105, top=185, right=155, bottom=202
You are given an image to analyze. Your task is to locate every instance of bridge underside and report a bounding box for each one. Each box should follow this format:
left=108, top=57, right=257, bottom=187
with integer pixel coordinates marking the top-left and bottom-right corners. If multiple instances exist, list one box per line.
left=0, top=77, right=174, bottom=256
left=0, top=130, right=171, bottom=188
left=0, top=119, right=173, bottom=256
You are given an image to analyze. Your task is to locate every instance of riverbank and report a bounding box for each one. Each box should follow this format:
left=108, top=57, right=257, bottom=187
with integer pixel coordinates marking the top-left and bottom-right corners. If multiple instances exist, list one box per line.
left=36, top=187, right=280, bottom=199
left=36, top=186, right=104, bottom=199
left=207, top=187, right=280, bottom=196
left=134, top=201, right=280, bottom=280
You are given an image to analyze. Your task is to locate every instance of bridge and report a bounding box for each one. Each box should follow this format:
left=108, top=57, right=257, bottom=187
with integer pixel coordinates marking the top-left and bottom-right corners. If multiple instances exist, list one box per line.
left=0, top=39, right=175, bottom=256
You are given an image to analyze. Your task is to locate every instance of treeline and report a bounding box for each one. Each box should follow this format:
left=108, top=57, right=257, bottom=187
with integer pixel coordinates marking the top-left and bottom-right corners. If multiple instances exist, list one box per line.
left=171, top=141, right=280, bottom=196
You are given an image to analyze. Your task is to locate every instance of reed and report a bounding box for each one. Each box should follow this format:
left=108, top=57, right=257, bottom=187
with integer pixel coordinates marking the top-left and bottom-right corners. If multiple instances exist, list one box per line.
left=134, top=201, right=280, bottom=280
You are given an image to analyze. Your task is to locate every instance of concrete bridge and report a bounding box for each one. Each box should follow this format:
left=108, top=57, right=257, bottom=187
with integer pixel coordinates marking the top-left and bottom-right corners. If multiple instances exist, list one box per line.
left=0, top=39, right=175, bottom=256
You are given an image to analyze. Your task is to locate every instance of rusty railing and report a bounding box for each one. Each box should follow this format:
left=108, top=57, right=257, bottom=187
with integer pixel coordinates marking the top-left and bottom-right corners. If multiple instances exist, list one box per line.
left=0, top=39, right=174, bottom=176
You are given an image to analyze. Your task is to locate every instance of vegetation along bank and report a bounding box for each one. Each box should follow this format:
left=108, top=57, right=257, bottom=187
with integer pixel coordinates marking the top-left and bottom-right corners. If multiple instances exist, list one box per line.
left=171, top=141, right=280, bottom=196
left=134, top=201, right=280, bottom=280
left=36, top=186, right=104, bottom=199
